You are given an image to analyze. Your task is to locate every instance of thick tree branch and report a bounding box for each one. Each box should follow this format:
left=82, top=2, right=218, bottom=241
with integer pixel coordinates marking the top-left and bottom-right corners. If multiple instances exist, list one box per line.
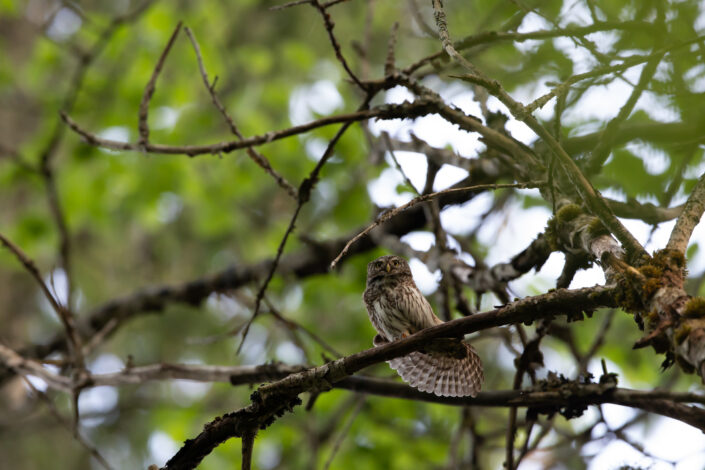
left=667, top=172, right=705, bottom=253
left=1, top=159, right=507, bottom=387
left=162, top=285, right=616, bottom=469
left=5, top=347, right=703, bottom=434
left=335, top=376, right=705, bottom=430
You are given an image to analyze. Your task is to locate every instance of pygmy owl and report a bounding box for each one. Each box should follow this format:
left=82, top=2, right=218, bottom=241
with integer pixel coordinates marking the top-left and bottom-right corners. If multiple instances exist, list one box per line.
left=363, top=255, right=483, bottom=397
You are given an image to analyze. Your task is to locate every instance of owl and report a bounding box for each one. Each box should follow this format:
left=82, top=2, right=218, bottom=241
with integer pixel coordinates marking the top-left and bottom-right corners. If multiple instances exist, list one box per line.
left=363, top=255, right=483, bottom=397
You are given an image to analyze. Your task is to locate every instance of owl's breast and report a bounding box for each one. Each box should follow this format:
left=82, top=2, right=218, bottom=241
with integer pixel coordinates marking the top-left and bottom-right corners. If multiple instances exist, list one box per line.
left=368, top=293, right=409, bottom=341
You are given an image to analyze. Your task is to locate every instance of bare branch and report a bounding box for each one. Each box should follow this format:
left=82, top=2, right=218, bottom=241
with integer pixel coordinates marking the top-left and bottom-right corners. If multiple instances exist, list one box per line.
left=667, top=172, right=705, bottom=253
left=335, top=376, right=705, bottom=429
left=237, top=114, right=361, bottom=354
left=183, top=26, right=298, bottom=199
left=0, top=342, right=72, bottom=392
left=22, top=376, right=113, bottom=470
left=162, top=285, right=617, bottom=469
left=62, top=104, right=398, bottom=155
left=0, top=233, right=84, bottom=368
left=311, top=0, right=366, bottom=91
left=384, top=22, right=399, bottom=77
left=330, top=181, right=544, bottom=269
left=138, top=21, right=183, bottom=146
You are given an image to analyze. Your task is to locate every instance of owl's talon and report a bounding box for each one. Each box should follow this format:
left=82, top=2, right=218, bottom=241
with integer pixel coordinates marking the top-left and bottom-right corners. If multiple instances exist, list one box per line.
left=373, top=334, right=389, bottom=347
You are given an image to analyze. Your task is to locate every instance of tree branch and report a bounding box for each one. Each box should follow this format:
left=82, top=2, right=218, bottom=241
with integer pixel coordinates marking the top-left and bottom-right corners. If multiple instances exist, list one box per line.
left=162, top=285, right=616, bottom=469
left=667, top=172, right=705, bottom=253
left=183, top=26, right=298, bottom=199
left=138, top=21, right=183, bottom=146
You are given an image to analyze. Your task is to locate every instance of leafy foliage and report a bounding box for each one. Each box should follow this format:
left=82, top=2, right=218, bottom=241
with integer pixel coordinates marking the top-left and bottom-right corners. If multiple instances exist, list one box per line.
left=1, top=0, right=705, bottom=469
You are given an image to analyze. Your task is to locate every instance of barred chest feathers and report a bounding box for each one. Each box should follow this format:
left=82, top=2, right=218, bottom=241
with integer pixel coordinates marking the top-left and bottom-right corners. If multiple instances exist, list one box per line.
left=364, top=281, right=439, bottom=341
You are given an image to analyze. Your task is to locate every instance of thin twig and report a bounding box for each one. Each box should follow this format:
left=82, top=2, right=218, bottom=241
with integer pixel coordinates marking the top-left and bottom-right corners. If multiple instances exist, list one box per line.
left=235, top=202, right=304, bottom=355
left=311, top=0, right=366, bottom=91
left=524, top=37, right=704, bottom=114
left=322, top=397, right=365, bottom=470
left=330, top=182, right=543, bottom=269
left=402, top=20, right=659, bottom=76
left=21, top=376, right=113, bottom=470
left=269, top=0, right=310, bottom=10
left=236, top=114, right=362, bottom=354
left=138, top=21, right=183, bottom=146
left=264, top=298, right=342, bottom=358
left=63, top=104, right=389, bottom=155
left=183, top=26, right=297, bottom=199
left=0, top=233, right=84, bottom=369
left=431, top=0, right=480, bottom=75
left=241, top=430, right=256, bottom=470
left=0, top=342, right=72, bottom=392
left=384, top=22, right=399, bottom=77
left=382, top=132, right=419, bottom=194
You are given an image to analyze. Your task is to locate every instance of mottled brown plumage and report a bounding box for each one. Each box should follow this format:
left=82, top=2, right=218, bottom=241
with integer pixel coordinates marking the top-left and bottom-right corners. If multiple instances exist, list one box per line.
left=363, top=255, right=484, bottom=397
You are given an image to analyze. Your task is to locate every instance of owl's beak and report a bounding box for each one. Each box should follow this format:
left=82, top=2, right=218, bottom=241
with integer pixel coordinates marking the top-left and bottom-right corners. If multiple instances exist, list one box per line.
left=385, top=262, right=391, bottom=272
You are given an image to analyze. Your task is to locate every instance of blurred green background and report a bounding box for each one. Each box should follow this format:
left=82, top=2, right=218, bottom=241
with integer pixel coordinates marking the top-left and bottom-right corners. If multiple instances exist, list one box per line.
left=1, top=0, right=705, bottom=468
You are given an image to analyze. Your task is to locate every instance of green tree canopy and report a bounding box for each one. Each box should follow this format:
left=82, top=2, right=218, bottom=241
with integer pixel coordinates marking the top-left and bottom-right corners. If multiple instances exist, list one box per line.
left=2, top=0, right=705, bottom=469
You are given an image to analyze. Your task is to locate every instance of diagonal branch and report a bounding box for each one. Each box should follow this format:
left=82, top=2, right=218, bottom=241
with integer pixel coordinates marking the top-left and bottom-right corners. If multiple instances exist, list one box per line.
left=335, top=376, right=705, bottom=430
left=0, top=234, right=84, bottom=369
left=2, top=168, right=505, bottom=387
left=162, top=285, right=616, bottom=469
left=138, top=21, right=183, bottom=147
left=586, top=52, right=665, bottom=174
left=183, top=26, right=298, bottom=199
left=434, top=14, right=648, bottom=262
left=330, top=181, right=544, bottom=269
left=237, top=112, right=363, bottom=353
left=667, top=172, right=705, bottom=253
left=311, top=0, right=366, bottom=90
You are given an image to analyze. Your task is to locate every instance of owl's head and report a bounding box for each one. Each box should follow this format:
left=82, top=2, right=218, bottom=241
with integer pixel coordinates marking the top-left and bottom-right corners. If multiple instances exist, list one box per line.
left=366, top=255, right=412, bottom=283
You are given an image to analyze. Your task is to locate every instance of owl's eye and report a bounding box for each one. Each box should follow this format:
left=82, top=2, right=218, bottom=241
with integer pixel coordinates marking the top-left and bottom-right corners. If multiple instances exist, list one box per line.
left=392, top=259, right=399, bottom=266
left=375, top=261, right=384, bottom=268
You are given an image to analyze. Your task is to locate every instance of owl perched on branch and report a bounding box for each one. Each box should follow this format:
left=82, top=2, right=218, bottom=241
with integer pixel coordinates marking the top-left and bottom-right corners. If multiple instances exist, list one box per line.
left=363, top=255, right=484, bottom=397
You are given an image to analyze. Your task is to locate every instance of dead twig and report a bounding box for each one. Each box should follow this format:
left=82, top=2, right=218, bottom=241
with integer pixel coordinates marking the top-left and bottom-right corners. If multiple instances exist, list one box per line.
left=138, top=21, right=183, bottom=147
left=183, top=26, right=297, bottom=199
left=330, top=181, right=543, bottom=269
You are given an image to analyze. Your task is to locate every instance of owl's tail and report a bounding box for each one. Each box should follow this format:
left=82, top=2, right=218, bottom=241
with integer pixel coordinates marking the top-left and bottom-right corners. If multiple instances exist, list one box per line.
left=388, top=343, right=484, bottom=397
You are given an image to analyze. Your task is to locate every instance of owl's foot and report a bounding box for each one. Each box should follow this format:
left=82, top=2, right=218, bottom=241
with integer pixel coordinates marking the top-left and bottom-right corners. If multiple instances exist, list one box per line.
left=373, top=334, right=389, bottom=347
